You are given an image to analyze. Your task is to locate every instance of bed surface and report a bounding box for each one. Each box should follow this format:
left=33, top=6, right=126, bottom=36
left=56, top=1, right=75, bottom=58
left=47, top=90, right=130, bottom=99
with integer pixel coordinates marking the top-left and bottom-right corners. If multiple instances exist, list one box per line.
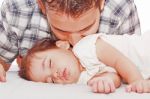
left=0, top=71, right=150, bottom=99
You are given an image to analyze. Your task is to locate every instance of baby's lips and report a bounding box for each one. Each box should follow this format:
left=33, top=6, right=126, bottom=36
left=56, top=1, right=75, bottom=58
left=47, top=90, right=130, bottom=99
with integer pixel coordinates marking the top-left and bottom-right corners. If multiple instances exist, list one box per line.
left=62, top=68, right=70, bottom=80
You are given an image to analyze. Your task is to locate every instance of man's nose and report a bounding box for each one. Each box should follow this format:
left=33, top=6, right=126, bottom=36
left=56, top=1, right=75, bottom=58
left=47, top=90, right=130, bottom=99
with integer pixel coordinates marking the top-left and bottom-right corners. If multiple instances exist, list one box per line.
left=69, top=33, right=83, bottom=46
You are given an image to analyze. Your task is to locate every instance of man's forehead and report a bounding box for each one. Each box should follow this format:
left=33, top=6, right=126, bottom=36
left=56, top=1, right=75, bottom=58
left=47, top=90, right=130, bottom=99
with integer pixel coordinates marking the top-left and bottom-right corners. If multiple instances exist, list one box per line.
left=47, top=7, right=97, bottom=19
left=48, top=8, right=98, bottom=32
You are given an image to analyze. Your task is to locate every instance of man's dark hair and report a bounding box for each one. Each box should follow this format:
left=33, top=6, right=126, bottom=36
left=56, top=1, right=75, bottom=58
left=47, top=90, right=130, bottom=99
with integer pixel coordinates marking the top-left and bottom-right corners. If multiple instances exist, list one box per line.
left=43, top=0, right=101, bottom=18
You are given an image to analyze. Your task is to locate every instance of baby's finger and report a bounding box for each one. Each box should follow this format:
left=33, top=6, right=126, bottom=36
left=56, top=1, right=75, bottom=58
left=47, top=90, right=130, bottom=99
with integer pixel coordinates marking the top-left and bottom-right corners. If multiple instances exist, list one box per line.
left=143, top=81, right=150, bottom=93
left=126, top=85, right=132, bottom=92
left=88, top=77, right=98, bottom=86
left=131, top=84, right=136, bottom=92
left=97, top=80, right=104, bottom=93
left=135, top=82, right=143, bottom=93
left=109, top=80, right=116, bottom=93
left=103, top=80, right=111, bottom=93
left=91, top=82, right=98, bottom=93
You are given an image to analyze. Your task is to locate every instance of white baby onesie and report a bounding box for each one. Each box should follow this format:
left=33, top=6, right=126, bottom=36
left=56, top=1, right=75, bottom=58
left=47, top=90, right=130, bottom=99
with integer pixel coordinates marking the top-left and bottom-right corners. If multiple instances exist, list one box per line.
left=73, top=34, right=116, bottom=84
left=73, top=33, right=150, bottom=84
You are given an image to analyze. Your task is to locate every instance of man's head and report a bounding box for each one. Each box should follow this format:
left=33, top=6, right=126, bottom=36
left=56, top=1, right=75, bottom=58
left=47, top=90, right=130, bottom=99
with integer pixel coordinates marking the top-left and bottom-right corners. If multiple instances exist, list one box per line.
left=19, top=38, right=82, bottom=84
left=37, top=0, right=105, bottom=45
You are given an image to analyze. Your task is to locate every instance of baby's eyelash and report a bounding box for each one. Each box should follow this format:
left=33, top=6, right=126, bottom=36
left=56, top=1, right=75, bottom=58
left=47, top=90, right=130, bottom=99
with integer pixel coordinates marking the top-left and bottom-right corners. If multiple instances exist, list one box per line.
left=49, top=60, right=52, bottom=68
left=52, top=78, right=55, bottom=83
left=49, top=60, right=55, bottom=83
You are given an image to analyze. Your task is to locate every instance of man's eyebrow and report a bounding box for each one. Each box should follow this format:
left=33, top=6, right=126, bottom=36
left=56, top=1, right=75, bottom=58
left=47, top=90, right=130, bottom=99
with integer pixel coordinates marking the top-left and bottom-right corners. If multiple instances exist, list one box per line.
left=52, top=25, right=67, bottom=32
left=80, top=20, right=96, bottom=31
left=51, top=20, right=96, bottom=32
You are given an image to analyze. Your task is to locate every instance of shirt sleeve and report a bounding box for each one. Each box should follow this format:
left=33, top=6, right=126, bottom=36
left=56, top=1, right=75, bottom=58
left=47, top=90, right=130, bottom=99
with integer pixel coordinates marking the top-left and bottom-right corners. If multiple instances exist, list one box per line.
left=117, top=0, right=141, bottom=35
left=99, top=0, right=141, bottom=35
left=0, top=0, right=52, bottom=64
left=0, top=1, right=19, bottom=64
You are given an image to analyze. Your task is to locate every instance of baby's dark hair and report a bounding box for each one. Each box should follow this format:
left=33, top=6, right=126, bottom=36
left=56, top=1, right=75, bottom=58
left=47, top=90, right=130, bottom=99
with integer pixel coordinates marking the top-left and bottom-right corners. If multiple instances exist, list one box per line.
left=43, top=0, right=102, bottom=18
left=19, top=38, right=57, bottom=80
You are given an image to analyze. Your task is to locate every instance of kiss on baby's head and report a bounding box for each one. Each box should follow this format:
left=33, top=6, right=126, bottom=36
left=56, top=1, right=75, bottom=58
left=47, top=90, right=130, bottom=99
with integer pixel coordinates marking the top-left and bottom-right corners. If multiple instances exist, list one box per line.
left=19, top=38, right=82, bottom=84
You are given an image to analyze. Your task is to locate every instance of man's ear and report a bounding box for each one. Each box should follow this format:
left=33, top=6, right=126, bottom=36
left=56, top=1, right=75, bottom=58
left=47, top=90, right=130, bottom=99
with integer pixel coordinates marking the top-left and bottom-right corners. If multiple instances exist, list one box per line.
left=37, top=0, right=46, bottom=15
left=100, top=0, right=105, bottom=11
left=55, top=41, right=70, bottom=50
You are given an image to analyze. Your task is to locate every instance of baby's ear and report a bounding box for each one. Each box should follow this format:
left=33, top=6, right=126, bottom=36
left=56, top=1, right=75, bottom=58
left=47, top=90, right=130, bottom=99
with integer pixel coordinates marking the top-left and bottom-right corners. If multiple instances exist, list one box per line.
left=55, top=40, right=70, bottom=50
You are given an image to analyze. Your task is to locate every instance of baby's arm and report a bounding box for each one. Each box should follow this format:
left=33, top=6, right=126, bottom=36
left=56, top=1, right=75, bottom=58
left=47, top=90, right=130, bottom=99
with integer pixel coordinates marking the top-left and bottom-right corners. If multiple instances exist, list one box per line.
left=88, top=72, right=121, bottom=93
left=95, top=38, right=150, bottom=93
left=95, top=37, right=143, bottom=84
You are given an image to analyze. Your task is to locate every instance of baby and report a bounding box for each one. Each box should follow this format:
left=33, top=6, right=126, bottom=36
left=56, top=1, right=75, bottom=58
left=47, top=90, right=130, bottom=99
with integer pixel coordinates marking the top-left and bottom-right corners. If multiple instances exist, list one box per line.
left=19, top=33, right=150, bottom=93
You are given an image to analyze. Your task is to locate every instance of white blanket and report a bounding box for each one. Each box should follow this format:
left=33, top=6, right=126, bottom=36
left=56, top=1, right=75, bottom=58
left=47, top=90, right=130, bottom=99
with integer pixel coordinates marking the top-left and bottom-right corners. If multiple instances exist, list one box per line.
left=0, top=71, right=150, bottom=99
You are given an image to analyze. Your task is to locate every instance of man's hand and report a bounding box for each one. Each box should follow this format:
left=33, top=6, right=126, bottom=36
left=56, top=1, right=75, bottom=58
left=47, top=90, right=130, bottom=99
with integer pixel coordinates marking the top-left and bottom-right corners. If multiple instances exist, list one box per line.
left=126, top=80, right=150, bottom=93
left=0, top=64, right=6, bottom=82
left=17, top=55, right=23, bottom=68
left=87, top=72, right=121, bottom=94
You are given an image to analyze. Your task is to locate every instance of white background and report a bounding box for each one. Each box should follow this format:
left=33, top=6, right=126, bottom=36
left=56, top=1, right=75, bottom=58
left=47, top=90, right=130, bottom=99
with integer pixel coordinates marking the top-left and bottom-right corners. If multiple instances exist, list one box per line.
left=134, top=0, right=150, bottom=33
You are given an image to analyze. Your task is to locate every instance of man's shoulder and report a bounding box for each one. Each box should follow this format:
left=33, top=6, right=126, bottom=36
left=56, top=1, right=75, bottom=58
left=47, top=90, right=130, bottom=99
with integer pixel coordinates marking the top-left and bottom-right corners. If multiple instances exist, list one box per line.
left=102, top=0, right=135, bottom=17
left=104, top=0, right=134, bottom=8
left=4, top=0, right=36, bottom=8
left=105, top=0, right=133, bottom=4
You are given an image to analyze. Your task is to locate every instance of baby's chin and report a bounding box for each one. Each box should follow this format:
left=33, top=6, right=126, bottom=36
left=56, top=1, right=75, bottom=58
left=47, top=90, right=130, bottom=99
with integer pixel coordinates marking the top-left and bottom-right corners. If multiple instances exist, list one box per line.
left=61, top=77, right=79, bottom=84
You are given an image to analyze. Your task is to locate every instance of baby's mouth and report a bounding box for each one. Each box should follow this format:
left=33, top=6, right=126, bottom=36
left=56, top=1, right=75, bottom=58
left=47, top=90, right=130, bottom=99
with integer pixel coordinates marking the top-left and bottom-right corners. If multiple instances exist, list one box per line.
left=62, top=68, right=69, bottom=80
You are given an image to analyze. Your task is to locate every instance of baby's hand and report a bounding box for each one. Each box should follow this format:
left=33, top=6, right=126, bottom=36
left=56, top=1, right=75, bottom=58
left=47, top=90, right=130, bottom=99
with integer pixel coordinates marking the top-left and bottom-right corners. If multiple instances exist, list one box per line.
left=126, top=80, right=150, bottom=93
left=88, top=76, right=116, bottom=93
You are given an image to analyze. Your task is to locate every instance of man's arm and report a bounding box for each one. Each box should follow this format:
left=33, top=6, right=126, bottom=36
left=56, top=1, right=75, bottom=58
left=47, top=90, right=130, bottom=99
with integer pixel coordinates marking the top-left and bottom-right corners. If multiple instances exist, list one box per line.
left=0, top=0, right=20, bottom=82
left=0, top=57, right=11, bottom=82
left=0, top=58, right=10, bottom=82
left=0, top=64, right=6, bottom=82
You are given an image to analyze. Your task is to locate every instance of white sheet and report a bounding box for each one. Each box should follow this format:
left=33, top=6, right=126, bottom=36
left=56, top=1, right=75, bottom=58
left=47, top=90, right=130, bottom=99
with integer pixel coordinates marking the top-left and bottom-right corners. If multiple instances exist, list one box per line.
left=0, top=71, right=150, bottom=99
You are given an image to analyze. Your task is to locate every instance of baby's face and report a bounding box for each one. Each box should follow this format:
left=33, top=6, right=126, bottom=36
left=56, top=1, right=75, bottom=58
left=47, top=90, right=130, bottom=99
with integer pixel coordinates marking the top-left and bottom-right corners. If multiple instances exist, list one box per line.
left=28, top=48, right=81, bottom=84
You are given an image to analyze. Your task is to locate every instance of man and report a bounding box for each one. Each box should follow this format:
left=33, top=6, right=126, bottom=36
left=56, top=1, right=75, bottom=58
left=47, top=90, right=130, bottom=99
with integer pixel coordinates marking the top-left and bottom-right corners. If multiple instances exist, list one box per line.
left=0, top=0, right=141, bottom=82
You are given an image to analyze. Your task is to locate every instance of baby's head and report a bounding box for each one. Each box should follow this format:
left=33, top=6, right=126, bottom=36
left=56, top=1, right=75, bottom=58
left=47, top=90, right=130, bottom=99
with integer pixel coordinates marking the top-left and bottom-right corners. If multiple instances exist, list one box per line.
left=19, top=38, right=82, bottom=84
